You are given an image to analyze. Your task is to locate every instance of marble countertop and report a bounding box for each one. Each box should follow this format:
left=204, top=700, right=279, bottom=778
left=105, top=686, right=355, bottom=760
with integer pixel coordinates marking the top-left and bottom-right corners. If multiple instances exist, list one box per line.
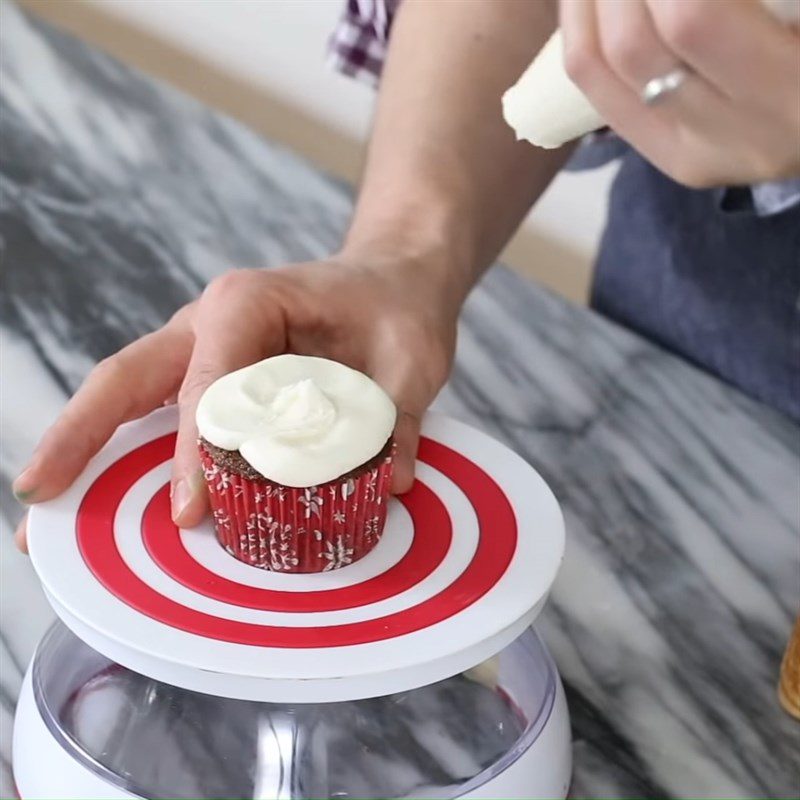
left=1, top=4, right=798, bottom=798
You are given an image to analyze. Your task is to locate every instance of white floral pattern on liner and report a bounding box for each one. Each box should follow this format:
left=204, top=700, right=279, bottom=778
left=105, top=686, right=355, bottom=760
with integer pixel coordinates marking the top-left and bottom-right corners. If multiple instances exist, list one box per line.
left=199, top=445, right=393, bottom=574
left=321, top=537, right=355, bottom=571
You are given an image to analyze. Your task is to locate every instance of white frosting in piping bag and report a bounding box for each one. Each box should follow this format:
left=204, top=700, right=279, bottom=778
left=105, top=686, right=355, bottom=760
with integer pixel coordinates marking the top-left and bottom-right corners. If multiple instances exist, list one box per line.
left=502, top=30, right=598, bottom=151
left=196, top=355, right=396, bottom=487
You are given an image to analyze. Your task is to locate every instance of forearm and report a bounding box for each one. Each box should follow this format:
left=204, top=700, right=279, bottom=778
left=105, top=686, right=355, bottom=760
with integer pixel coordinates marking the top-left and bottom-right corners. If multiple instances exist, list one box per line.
left=343, top=0, right=574, bottom=305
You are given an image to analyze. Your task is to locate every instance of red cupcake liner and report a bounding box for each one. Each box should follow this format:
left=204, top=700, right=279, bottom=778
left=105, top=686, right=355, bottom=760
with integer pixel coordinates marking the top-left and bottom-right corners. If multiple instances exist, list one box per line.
left=199, top=444, right=394, bottom=573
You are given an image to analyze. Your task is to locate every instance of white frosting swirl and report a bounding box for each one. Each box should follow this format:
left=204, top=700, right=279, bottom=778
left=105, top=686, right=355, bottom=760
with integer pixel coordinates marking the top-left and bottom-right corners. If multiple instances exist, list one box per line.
left=196, top=355, right=396, bottom=487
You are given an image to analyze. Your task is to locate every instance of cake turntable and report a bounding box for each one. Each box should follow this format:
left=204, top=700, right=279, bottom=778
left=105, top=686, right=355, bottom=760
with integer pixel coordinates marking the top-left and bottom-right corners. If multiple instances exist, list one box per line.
left=13, top=408, right=571, bottom=798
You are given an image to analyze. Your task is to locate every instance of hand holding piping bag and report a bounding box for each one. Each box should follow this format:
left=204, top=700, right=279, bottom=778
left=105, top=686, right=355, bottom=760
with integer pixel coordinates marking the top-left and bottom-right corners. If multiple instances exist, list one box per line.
left=503, top=0, right=800, bottom=186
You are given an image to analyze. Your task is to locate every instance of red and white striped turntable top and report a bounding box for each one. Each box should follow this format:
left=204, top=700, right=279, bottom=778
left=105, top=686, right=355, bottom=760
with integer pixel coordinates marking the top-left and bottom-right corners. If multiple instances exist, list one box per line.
left=29, top=407, right=564, bottom=702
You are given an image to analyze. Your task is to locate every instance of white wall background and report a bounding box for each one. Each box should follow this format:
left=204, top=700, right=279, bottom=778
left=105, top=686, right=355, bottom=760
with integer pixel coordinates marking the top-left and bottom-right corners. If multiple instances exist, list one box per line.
left=88, top=0, right=615, bottom=259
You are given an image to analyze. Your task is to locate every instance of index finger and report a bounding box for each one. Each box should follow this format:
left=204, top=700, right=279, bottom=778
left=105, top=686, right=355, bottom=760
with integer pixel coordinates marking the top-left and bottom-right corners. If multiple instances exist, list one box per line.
left=13, top=310, right=193, bottom=504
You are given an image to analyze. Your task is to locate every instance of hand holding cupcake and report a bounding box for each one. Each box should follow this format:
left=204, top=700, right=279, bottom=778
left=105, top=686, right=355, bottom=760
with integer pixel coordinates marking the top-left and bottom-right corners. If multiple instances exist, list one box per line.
left=197, top=355, right=396, bottom=573
left=12, top=261, right=458, bottom=556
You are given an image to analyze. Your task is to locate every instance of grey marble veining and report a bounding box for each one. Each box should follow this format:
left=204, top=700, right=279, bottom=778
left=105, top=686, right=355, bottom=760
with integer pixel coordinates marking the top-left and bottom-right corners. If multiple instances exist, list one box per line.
left=1, top=4, right=798, bottom=798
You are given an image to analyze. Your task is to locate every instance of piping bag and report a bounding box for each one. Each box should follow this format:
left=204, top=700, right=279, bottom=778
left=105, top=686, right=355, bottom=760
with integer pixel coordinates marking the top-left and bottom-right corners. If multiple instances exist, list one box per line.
left=502, top=0, right=800, bottom=149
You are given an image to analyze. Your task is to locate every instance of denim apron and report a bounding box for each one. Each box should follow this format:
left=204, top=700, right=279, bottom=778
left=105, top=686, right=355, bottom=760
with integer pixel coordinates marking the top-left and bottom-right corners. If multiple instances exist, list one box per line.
left=592, top=151, right=800, bottom=421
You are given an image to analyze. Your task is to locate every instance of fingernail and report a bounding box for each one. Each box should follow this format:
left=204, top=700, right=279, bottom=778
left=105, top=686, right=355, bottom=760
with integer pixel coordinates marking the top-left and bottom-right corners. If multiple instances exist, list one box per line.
left=171, top=471, right=203, bottom=522
left=13, top=467, right=37, bottom=503
left=171, top=479, right=193, bottom=521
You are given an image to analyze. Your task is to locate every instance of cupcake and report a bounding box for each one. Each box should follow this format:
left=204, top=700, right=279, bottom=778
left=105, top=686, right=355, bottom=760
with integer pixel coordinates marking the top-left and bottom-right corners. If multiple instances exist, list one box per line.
left=195, top=355, right=396, bottom=573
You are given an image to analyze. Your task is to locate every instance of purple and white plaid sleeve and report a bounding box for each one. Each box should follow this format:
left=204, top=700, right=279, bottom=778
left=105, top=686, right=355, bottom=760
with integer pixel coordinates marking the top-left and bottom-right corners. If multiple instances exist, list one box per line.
left=327, top=0, right=399, bottom=86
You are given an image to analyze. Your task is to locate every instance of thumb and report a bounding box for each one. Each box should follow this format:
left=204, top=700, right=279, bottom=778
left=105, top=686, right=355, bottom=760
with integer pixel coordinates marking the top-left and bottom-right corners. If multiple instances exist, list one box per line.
left=372, top=355, right=440, bottom=495
left=390, top=408, right=423, bottom=494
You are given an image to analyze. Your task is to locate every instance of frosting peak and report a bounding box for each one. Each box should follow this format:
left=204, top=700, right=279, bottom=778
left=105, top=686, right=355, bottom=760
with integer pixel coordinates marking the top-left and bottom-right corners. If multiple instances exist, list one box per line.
left=196, top=355, right=396, bottom=487
left=263, top=378, right=336, bottom=442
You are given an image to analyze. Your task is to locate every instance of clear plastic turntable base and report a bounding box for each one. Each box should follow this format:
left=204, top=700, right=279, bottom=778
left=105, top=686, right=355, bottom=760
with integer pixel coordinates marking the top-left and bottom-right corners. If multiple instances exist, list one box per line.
left=14, top=623, right=571, bottom=799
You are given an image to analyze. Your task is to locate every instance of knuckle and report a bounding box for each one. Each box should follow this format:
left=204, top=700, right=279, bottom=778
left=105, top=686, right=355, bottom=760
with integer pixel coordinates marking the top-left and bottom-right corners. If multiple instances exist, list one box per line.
left=202, top=269, right=250, bottom=304
left=563, top=38, right=601, bottom=86
left=659, top=130, right=722, bottom=189
left=667, top=156, right=716, bottom=189
left=92, top=355, right=126, bottom=383
left=387, top=312, right=433, bottom=345
left=168, top=300, right=196, bottom=328
left=81, top=426, right=110, bottom=454
left=422, top=332, right=452, bottom=384
left=394, top=315, right=452, bottom=384
left=177, top=366, right=217, bottom=406
left=658, top=1, right=711, bottom=52
left=603, top=29, right=648, bottom=79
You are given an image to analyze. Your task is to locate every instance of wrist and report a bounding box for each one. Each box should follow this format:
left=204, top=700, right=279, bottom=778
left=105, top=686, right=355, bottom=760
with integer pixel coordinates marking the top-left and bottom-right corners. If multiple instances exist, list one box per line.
left=339, top=241, right=467, bottom=320
left=341, top=203, right=480, bottom=308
